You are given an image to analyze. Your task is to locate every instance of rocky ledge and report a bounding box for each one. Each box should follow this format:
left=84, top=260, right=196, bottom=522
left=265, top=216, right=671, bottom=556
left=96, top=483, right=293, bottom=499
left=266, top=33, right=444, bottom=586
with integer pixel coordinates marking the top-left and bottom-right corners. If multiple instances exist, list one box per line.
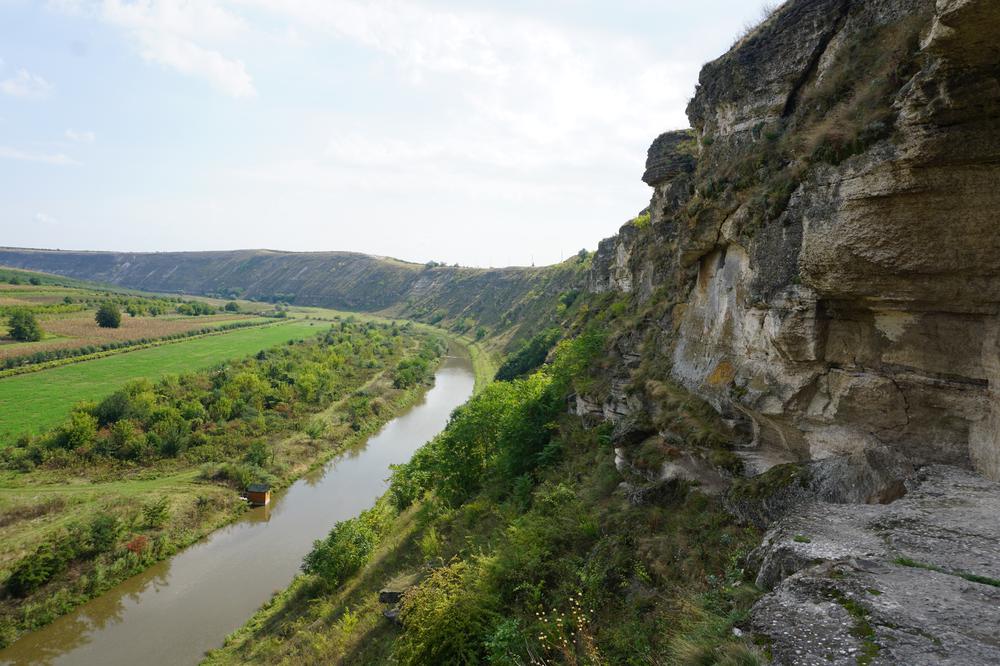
left=749, top=465, right=1000, bottom=664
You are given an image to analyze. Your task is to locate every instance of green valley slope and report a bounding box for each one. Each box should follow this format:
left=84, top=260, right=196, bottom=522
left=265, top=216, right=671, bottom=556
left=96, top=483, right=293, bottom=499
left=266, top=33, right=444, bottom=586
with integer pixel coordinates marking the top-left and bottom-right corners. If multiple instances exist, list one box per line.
left=0, top=249, right=588, bottom=348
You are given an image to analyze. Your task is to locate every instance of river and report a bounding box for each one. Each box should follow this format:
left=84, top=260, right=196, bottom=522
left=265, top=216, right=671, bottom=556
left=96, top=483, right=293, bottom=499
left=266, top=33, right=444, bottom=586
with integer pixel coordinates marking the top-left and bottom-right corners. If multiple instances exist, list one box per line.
left=0, top=350, right=475, bottom=666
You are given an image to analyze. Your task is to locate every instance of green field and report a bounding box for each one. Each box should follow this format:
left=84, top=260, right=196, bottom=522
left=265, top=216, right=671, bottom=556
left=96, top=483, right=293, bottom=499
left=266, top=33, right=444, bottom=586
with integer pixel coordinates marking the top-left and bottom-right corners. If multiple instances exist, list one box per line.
left=0, top=320, right=322, bottom=441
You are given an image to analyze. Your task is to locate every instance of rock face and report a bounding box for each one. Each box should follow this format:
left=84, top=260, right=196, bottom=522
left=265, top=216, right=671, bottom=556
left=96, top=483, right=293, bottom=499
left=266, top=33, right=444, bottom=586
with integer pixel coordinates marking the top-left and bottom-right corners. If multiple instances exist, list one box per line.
left=583, top=1, right=1000, bottom=660
left=588, top=0, right=1000, bottom=483
left=641, top=130, right=696, bottom=186
left=750, top=466, right=1000, bottom=664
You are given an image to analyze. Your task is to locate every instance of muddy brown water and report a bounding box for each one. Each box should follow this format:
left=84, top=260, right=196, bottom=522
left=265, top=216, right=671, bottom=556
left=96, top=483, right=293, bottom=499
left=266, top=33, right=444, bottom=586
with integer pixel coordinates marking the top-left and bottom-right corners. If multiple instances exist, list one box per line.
left=0, top=352, right=475, bottom=666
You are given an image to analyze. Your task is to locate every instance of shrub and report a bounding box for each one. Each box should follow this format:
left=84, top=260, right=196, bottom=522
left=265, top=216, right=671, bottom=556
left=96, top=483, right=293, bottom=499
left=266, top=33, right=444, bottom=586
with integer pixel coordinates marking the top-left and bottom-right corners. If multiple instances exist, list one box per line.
left=95, top=302, right=122, bottom=328
left=395, top=560, right=498, bottom=665
left=304, top=419, right=327, bottom=440
left=6, top=309, right=42, bottom=342
left=125, top=535, right=149, bottom=555
left=5, top=531, right=83, bottom=597
left=58, top=411, right=98, bottom=451
left=303, top=502, right=393, bottom=588
left=176, top=301, right=215, bottom=316
left=393, top=357, right=431, bottom=388
left=495, top=328, right=561, bottom=381
left=89, top=514, right=122, bottom=553
left=6, top=543, right=65, bottom=597
left=244, top=440, right=270, bottom=467
left=142, top=497, right=170, bottom=529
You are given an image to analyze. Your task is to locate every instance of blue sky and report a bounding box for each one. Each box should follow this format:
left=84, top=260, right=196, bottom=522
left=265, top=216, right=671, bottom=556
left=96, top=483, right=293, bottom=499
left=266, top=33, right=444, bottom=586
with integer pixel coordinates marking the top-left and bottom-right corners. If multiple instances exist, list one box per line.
left=0, top=0, right=773, bottom=267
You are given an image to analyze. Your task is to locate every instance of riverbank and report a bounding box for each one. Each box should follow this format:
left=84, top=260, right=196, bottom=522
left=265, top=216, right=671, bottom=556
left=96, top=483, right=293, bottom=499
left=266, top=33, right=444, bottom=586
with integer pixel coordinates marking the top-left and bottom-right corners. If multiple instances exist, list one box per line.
left=0, top=351, right=475, bottom=665
left=0, top=327, right=450, bottom=652
left=291, top=309, right=498, bottom=394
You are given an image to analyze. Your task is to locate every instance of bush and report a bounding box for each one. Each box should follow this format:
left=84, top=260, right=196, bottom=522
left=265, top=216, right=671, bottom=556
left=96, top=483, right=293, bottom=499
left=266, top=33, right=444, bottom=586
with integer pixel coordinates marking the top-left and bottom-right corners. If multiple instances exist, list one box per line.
left=142, top=497, right=170, bottom=529
left=304, top=419, right=327, bottom=440
left=6, top=309, right=42, bottom=342
left=95, top=302, right=122, bottom=328
left=5, top=531, right=83, bottom=597
left=495, top=328, right=561, bottom=381
left=303, top=502, right=393, bottom=587
left=57, top=411, right=98, bottom=450
left=89, top=514, right=122, bottom=553
left=395, top=560, right=498, bottom=665
left=176, top=301, right=215, bottom=316
left=6, top=543, right=65, bottom=597
left=244, top=440, right=270, bottom=467
left=393, top=357, right=431, bottom=388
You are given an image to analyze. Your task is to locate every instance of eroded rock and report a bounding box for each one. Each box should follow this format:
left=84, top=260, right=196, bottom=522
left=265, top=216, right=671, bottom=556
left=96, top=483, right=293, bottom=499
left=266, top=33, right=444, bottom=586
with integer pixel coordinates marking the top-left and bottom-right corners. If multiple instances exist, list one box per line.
left=750, top=465, right=1000, bottom=664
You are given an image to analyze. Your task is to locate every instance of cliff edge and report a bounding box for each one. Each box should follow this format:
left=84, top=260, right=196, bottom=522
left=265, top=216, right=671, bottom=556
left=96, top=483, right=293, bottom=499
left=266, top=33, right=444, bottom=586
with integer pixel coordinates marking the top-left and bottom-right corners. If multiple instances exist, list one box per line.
left=585, top=0, right=1000, bottom=661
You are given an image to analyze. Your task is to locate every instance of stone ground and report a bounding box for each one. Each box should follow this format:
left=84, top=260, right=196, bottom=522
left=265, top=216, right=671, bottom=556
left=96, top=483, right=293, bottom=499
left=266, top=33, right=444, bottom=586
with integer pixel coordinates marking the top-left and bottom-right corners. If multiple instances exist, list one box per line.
left=750, top=465, right=1000, bottom=665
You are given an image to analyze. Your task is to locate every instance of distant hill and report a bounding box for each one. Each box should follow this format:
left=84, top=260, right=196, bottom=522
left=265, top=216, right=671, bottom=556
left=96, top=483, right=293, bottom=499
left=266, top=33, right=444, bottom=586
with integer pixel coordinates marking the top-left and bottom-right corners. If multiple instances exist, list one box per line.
left=0, top=248, right=587, bottom=344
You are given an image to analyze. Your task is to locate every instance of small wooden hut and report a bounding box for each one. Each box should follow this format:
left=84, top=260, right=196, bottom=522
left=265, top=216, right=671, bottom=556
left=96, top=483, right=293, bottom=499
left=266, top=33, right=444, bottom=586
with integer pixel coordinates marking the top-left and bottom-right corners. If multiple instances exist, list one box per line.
left=246, top=483, right=271, bottom=506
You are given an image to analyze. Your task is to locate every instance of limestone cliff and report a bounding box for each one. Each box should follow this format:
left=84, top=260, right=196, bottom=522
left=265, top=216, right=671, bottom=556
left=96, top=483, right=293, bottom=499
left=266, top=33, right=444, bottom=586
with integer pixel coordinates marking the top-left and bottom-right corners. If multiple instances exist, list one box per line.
left=589, top=0, right=1000, bottom=483
left=586, top=1, right=1000, bottom=661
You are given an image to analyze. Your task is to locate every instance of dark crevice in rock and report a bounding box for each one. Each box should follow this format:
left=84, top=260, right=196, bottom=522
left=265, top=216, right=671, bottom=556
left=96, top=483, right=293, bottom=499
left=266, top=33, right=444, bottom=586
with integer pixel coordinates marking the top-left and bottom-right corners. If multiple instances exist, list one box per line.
left=780, top=0, right=851, bottom=118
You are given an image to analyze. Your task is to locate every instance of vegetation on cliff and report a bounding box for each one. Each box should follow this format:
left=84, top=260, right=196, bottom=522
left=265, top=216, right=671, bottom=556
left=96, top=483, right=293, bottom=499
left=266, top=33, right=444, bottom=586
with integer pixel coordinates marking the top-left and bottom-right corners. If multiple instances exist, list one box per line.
left=206, top=317, right=764, bottom=665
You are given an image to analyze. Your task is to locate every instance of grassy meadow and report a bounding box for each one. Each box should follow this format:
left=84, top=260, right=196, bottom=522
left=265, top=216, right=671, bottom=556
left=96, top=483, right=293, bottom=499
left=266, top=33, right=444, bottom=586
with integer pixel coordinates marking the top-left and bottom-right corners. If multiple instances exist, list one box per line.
left=0, top=315, right=448, bottom=647
left=0, top=310, right=258, bottom=362
left=0, top=320, right=320, bottom=441
left=0, top=270, right=277, bottom=367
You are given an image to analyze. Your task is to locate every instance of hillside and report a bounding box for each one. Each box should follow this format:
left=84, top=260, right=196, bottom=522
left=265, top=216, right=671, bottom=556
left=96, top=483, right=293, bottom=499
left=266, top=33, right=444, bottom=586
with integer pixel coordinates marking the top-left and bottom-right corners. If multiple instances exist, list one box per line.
left=0, top=248, right=588, bottom=349
left=5, top=1, right=1000, bottom=662
left=206, top=1, right=1000, bottom=664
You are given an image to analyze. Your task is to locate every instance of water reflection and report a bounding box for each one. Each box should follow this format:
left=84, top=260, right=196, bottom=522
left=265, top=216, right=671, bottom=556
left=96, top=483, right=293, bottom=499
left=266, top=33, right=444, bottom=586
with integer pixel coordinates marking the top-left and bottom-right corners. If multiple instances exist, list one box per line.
left=0, top=350, right=474, bottom=666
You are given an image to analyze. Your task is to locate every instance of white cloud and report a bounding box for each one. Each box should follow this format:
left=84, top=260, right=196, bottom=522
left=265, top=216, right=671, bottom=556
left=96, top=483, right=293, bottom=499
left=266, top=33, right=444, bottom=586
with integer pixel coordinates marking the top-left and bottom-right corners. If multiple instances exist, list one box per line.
left=34, top=212, right=58, bottom=224
left=0, top=68, right=53, bottom=99
left=66, top=129, right=97, bottom=143
left=100, top=0, right=255, bottom=97
left=0, top=146, right=79, bottom=166
left=47, top=1, right=256, bottom=97
left=45, top=0, right=86, bottom=16
left=238, top=0, right=692, bottom=176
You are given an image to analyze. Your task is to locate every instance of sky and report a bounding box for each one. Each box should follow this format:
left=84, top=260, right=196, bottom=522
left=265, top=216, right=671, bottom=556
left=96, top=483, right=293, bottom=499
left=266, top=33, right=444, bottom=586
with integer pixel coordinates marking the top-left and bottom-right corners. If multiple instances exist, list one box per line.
left=0, top=0, right=773, bottom=267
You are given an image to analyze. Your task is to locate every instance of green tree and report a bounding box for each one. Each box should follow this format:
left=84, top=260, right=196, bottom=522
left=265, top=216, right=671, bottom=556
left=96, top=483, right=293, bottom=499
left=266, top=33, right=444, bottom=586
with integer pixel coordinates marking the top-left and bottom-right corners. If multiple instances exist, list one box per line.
left=494, top=328, right=561, bottom=381
left=142, top=497, right=170, bottom=528
left=303, top=502, right=392, bottom=587
left=59, top=411, right=98, bottom=450
left=244, top=440, right=270, bottom=467
left=88, top=514, right=122, bottom=553
left=224, top=301, right=240, bottom=312
left=7, top=308, right=43, bottom=342
left=95, top=301, right=122, bottom=328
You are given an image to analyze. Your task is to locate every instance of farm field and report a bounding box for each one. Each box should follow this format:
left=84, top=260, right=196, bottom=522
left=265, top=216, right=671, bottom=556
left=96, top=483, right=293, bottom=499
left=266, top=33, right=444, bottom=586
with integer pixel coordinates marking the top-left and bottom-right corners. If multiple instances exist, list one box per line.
left=0, top=316, right=446, bottom=649
left=0, top=320, right=320, bottom=441
left=0, top=311, right=258, bottom=361
left=0, top=268, right=279, bottom=367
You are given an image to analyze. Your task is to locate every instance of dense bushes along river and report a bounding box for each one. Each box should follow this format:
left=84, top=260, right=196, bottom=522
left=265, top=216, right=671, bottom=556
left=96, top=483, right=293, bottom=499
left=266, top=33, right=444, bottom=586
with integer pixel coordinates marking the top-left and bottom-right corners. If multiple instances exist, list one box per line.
left=0, top=317, right=445, bottom=648
left=209, top=326, right=764, bottom=665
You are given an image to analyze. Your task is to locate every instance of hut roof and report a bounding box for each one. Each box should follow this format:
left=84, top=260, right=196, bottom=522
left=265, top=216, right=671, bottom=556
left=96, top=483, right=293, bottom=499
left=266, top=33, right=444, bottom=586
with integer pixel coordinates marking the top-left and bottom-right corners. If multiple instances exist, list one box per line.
left=247, top=483, right=270, bottom=493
